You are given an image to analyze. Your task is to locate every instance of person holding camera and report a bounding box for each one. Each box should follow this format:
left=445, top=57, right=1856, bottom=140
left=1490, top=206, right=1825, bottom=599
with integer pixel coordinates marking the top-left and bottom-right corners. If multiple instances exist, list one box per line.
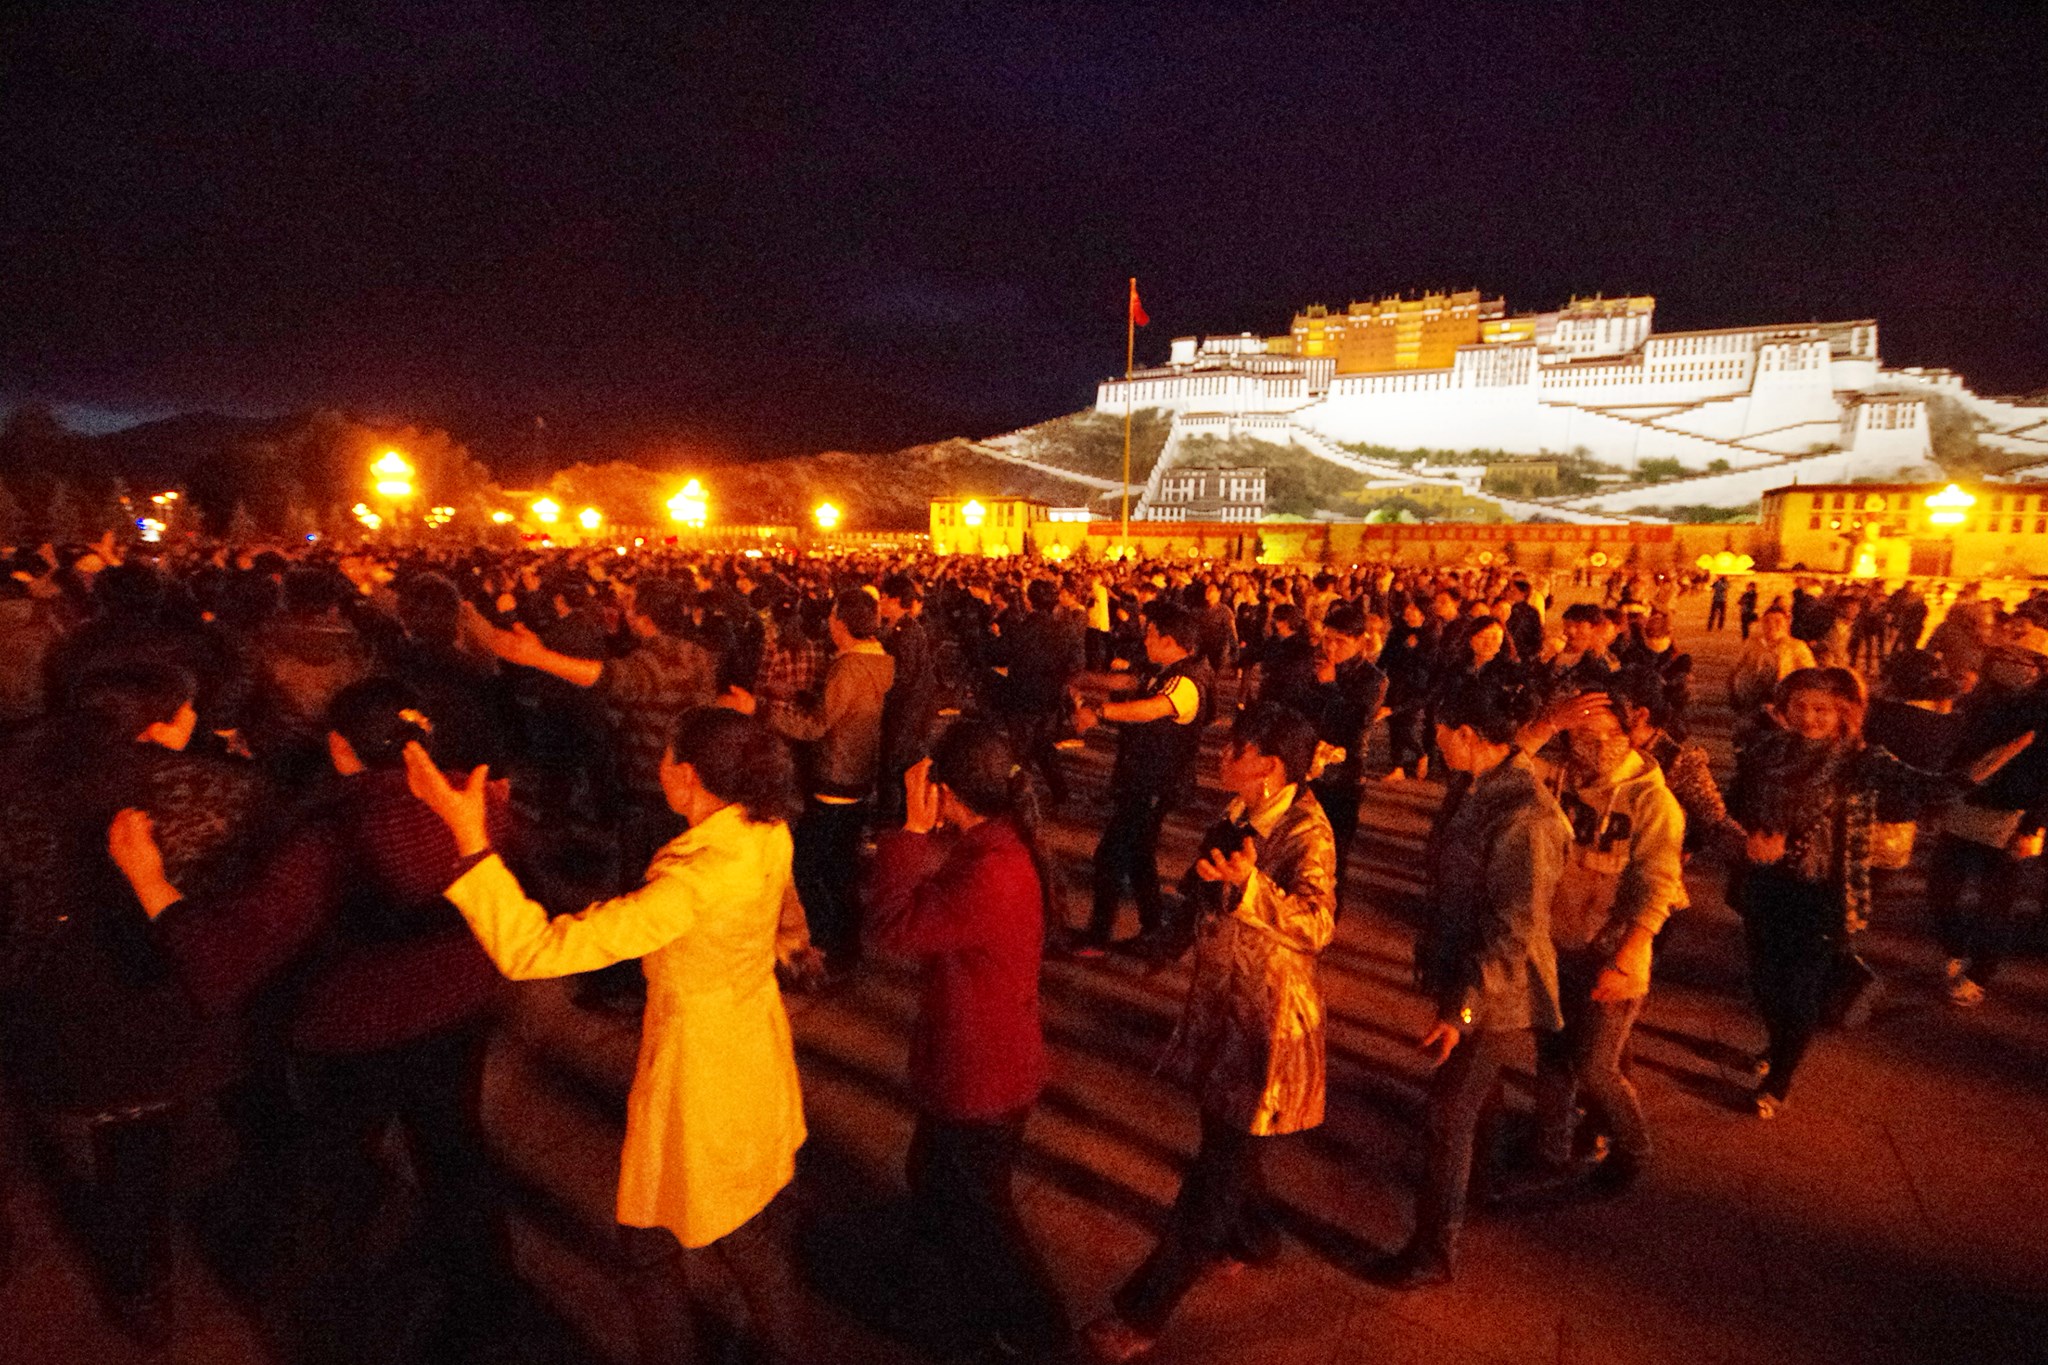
left=1083, top=706, right=1336, bottom=1361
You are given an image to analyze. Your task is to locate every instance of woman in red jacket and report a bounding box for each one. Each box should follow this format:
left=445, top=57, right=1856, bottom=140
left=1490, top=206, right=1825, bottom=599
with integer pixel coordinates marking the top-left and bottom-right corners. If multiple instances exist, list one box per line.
left=866, top=721, right=1068, bottom=1360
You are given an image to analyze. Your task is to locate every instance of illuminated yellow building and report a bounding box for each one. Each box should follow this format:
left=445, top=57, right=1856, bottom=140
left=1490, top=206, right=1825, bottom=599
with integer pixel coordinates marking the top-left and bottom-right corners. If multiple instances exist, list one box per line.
left=1760, top=482, right=2048, bottom=578
left=1289, top=290, right=1504, bottom=375
left=929, top=496, right=1049, bottom=557
left=1482, top=315, right=1538, bottom=346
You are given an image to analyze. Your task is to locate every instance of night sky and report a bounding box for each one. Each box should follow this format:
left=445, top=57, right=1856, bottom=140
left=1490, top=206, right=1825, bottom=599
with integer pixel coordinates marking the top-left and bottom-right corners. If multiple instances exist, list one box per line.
left=5, top=2, right=2046, bottom=474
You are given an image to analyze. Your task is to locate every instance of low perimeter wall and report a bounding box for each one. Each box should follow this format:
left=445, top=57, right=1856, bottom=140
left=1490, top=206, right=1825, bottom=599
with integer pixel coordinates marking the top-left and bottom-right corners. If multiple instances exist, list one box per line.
left=1038, top=518, right=1762, bottom=568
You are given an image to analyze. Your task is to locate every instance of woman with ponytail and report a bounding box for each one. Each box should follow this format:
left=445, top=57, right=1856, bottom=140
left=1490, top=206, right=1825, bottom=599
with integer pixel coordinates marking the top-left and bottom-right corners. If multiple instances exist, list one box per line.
left=402, top=705, right=814, bottom=1364
left=865, top=720, right=1068, bottom=1360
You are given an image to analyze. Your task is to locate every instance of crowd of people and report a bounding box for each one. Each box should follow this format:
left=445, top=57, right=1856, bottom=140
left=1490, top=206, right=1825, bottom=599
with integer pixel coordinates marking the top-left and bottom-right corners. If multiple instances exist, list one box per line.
left=0, top=533, right=2040, bottom=1363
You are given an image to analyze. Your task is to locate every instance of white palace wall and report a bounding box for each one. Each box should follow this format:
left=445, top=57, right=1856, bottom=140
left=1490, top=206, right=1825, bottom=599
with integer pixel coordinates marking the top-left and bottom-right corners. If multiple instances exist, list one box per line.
left=1077, top=313, right=2048, bottom=511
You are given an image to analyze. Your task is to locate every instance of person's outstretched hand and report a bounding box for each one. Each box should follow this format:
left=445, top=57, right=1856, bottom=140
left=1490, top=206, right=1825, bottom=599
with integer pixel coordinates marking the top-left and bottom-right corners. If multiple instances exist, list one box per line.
left=108, top=808, right=181, bottom=919
left=903, top=757, right=941, bottom=834
left=403, top=742, right=492, bottom=857
left=1968, top=730, right=2036, bottom=785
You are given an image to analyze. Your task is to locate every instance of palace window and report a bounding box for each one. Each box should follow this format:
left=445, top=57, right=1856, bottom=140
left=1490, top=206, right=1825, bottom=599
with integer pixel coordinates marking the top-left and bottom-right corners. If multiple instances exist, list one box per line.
left=1809, top=515, right=1822, bottom=531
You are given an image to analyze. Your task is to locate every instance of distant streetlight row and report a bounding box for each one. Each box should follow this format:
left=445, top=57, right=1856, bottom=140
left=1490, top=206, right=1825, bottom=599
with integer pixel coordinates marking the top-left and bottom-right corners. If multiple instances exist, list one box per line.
left=356, top=454, right=850, bottom=539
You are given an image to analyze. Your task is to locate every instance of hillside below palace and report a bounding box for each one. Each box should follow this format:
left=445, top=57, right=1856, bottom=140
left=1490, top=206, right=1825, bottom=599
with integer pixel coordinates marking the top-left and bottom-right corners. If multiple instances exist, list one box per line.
left=1093, top=291, right=2048, bottom=513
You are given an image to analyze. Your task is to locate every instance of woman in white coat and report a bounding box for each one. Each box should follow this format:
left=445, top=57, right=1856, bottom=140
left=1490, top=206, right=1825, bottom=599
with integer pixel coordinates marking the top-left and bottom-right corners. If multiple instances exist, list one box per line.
left=402, top=706, right=811, bottom=1363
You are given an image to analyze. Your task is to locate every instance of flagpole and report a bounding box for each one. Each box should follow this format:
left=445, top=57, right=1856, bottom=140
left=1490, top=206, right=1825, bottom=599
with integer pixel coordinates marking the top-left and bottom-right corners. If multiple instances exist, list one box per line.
left=1120, top=276, right=1136, bottom=556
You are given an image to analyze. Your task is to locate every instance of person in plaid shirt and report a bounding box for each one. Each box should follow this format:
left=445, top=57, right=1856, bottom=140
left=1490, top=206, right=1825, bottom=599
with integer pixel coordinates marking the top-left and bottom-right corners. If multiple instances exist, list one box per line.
left=757, top=596, right=827, bottom=707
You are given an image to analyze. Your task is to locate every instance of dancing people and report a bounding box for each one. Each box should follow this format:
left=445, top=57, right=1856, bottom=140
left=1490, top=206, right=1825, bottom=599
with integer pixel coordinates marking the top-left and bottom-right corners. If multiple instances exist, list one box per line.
left=1085, top=705, right=1336, bottom=1361
left=402, top=707, right=815, bottom=1363
left=866, top=723, right=1069, bottom=1360
left=1727, top=668, right=2030, bottom=1117
left=1075, top=602, right=1213, bottom=959
left=1380, top=680, right=1566, bottom=1288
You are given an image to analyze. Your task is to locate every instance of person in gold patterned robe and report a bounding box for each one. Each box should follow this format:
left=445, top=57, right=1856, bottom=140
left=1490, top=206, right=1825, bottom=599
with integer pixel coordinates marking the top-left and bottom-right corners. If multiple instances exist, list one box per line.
left=1082, top=705, right=1335, bottom=1362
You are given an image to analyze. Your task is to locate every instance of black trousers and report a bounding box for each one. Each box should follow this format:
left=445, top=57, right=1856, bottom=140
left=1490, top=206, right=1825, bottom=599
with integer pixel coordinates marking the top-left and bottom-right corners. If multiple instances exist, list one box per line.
left=1387, top=708, right=1429, bottom=776
left=294, top=1024, right=516, bottom=1342
left=1410, top=1027, right=1521, bottom=1268
left=1007, top=708, right=1072, bottom=807
left=907, top=1109, right=1067, bottom=1354
left=1707, top=599, right=1728, bottom=631
left=1931, top=833, right=2024, bottom=982
left=36, top=1101, right=180, bottom=1306
left=1090, top=789, right=1172, bottom=942
left=618, top=1192, right=813, bottom=1364
left=794, top=795, right=871, bottom=964
left=1114, top=1112, right=1278, bottom=1336
left=1738, top=868, right=1838, bottom=1101
left=1311, top=779, right=1362, bottom=912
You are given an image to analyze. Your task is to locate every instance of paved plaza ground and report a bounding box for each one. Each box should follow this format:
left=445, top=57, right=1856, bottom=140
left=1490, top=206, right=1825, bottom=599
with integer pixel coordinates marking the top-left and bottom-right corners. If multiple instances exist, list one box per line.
left=5, top=580, right=2048, bottom=1364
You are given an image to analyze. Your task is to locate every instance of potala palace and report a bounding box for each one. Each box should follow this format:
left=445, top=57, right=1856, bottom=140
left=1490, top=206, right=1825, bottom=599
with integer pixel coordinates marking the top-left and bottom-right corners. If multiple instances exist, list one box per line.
left=1088, top=291, right=2048, bottom=520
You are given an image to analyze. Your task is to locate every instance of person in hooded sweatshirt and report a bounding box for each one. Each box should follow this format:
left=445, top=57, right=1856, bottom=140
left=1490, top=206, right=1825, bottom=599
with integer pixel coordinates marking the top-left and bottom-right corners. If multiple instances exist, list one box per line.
left=1513, top=682, right=1685, bottom=1194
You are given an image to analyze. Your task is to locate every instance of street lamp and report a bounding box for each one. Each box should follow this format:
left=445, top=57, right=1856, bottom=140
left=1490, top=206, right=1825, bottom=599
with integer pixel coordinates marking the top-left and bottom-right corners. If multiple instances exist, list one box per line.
left=1926, top=483, right=1975, bottom=528
left=668, top=479, right=708, bottom=528
left=371, top=450, right=415, bottom=500
left=531, top=498, right=561, bottom=525
left=961, top=499, right=986, bottom=527
left=813, top=502, right=841, bottom=532
left=490, top=510, right=514, bottom=525
left=578, top=507, right=603, bottom=532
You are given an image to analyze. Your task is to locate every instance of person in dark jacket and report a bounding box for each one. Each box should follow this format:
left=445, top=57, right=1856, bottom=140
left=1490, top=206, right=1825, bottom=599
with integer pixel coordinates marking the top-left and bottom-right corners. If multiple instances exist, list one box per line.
left=378, top=572, right=512, bottom=773
left=1000, top=579, right=1084, bottom=809
left=1272, top=603, right=1386, bottom=909
left=110, top=677, right=525, bottom=1358
left=0, top=661, right=263, bottom=1342
left=1075, top=603, right=1214, bottom=957
left=1254, top=603, right=1315, bottom=708
left=878, top=574, right=941, bottom=821
left=1923, top=628, right=2048, bottom=1007
left=1505, top=578, right=1545, bottom=663
left=866, top=723, right=1067, bottom=1360
left=1377, top=600, right=1439, bottom=781
left=1378, top=680, right=1566, bottom=1288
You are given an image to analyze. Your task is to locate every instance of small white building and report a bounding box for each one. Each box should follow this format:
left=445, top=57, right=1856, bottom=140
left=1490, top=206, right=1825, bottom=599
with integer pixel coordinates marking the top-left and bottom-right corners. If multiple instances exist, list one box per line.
left=1145, top=466, right=1266, bottom=523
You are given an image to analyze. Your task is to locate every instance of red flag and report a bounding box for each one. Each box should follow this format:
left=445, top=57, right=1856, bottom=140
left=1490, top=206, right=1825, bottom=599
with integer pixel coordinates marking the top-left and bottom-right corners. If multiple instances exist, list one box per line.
left=1128, top=279, right=1149, bottom=328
